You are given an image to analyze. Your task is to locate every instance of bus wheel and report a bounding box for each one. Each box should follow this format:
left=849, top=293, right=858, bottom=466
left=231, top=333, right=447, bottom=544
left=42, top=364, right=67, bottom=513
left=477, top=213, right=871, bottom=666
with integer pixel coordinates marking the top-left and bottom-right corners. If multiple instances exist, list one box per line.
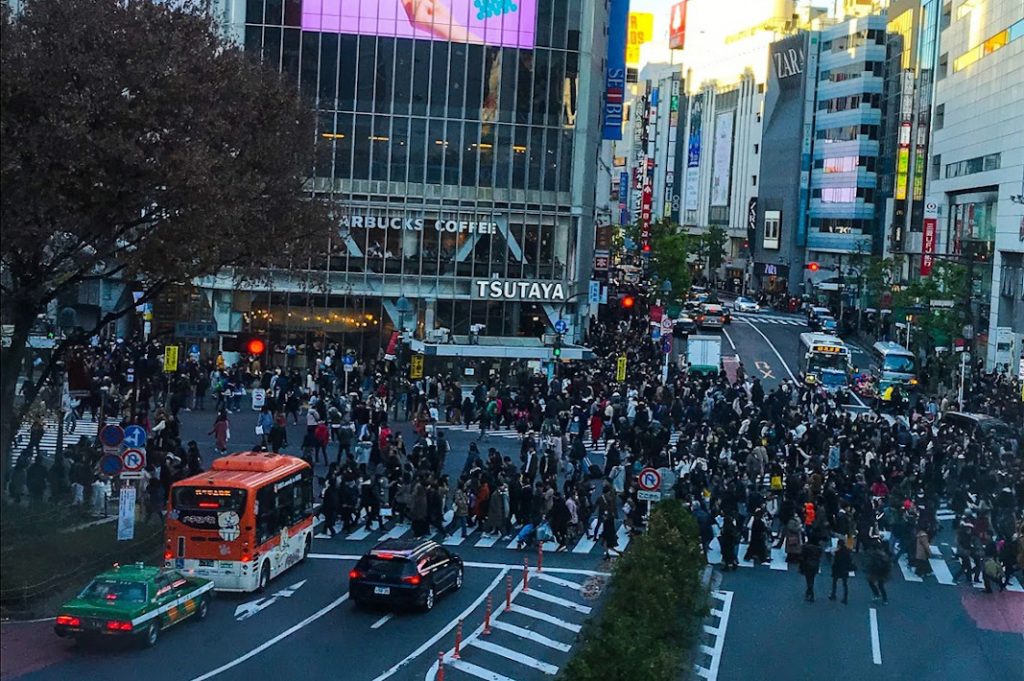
left=258, top=563, right=270, bottom=592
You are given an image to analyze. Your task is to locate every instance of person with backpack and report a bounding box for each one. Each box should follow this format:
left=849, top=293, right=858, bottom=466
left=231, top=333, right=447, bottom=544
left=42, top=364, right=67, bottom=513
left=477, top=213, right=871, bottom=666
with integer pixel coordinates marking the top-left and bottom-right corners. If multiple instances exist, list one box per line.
left=800, top=532, right=824, bottom=602
left=864, top=540, right=891, bottom=605
left=829, top=540, right=853, bottom=604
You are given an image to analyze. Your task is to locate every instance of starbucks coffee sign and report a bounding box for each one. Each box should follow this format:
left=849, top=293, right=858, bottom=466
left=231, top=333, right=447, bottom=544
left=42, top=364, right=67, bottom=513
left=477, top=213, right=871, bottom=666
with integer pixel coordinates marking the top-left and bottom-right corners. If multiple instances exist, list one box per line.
left=473, top=279, right=567, bottom=302
left=339, top=214, right=498, bottom=234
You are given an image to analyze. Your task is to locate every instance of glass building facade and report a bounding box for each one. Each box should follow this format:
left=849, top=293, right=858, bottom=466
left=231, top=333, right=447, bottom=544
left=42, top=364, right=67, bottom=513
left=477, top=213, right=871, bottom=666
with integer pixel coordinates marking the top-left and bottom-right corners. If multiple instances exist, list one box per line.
left=207, top=0, right=607, bottom=359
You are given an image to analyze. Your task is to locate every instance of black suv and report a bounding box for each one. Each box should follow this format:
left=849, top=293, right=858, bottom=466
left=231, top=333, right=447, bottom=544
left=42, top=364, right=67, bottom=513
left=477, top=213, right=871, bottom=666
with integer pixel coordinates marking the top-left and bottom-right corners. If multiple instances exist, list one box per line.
left=348, top=539, right=463, bottom=612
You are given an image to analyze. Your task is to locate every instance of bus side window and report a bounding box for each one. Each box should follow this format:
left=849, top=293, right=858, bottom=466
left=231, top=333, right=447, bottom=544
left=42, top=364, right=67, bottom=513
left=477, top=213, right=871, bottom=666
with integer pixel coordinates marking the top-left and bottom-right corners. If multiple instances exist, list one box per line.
left=255, top=485, right=279, bottom=546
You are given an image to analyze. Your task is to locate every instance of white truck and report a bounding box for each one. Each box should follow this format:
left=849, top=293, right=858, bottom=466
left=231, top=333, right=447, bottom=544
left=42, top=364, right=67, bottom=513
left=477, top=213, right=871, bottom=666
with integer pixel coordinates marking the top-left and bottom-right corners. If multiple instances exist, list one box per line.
left=687, top=335, right=722, bottom=375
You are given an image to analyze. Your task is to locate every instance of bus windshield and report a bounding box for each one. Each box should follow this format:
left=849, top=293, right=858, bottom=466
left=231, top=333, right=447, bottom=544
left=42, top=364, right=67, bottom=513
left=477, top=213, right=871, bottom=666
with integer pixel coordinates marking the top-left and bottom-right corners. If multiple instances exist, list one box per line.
left=883, top=355, right=916, bottom=373
left=808, top=353, right=848, bottom=372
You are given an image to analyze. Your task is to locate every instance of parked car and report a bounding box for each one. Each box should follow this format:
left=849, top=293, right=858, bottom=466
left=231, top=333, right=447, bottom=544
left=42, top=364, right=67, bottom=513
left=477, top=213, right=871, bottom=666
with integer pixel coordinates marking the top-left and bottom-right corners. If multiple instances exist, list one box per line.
left=733, top=296, right=760, bottom=313
left=940, top=412, right=1017, bottom=443
left=54, top=564, right=213, bottom=647
left=695, top=304, right=731, bottom=330
left=807, top=307, right=833, bottom=331
left=816, top=315, right=839, bottom=334
left=349, top=539, right=463, bottom=612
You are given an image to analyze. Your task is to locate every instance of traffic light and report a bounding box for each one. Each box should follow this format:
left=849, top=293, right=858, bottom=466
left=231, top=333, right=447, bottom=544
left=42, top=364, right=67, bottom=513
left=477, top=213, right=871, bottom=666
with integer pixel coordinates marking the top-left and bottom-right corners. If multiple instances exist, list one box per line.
left=552, top=336, right=562, bottom=358
left=245, top=337, right=266, bottom=356
left=641, top=243, right=651, bottom=253
left=806, top=262, right=820, bottom=272
left=621, top=295, right=635, bottom=309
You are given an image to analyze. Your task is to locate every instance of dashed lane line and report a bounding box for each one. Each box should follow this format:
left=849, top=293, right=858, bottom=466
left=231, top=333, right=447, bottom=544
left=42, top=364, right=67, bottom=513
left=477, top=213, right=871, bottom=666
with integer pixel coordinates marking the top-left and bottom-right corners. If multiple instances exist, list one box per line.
left=740, top=319, right=797, bottom=382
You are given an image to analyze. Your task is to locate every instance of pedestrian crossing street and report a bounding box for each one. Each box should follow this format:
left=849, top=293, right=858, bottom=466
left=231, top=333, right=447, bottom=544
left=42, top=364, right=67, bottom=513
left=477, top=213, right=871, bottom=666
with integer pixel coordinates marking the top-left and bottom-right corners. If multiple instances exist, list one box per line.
left=314, top=512, right=633, bottom=557
left=730, top=312, right=807, bottom=326
left=13, top=417, right=99, bottom=461
left=706, top=533, right=1024, bottom=593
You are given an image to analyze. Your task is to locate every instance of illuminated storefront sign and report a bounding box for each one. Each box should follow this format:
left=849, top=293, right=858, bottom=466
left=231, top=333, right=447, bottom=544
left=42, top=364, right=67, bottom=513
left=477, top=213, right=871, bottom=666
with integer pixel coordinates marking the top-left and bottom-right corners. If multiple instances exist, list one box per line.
left=339, top=215, right=498, bottom=234
left=473, top=279, right=567, bottom=302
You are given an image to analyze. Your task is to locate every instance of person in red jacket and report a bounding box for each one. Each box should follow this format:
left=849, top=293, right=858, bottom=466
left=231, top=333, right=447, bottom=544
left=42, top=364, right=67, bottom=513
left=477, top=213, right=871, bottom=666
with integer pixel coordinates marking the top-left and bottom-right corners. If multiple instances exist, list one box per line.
left=314, top=421, right=330, bottom=464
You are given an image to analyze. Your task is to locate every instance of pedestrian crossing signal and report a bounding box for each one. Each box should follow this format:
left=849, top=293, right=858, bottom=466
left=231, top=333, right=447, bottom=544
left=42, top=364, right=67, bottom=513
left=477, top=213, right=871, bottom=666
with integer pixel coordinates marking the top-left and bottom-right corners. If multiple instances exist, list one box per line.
left=245, top=337, right=266, bottom=355
left=621, top=295, right=635, bottom=309
left=806, top=262, right=820, bottom=272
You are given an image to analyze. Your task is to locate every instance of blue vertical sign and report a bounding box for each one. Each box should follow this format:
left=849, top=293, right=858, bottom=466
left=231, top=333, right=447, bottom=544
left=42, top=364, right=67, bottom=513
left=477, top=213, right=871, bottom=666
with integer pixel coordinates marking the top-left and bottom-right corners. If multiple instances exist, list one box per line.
left=602, top=0, right=630, bottom=140
left=619, top=171, right=630, bottom=225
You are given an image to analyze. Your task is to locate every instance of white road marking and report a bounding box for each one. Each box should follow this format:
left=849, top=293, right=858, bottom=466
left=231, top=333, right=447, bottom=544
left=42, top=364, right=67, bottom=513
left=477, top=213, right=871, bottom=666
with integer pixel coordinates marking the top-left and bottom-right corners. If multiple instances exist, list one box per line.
left=769, top=547, right=788, bottom=571
left=190, top=592, right=349, bottom=681
left=468, top=639, right=560, bottom=675
left=869, top=607, right=882, bottom=665
left=721, top=327, right=737, bottom=351
left=1007, top=577, right=1024, bottom=593
left=736, top=544, right=754, bottom=568
left=490, top=620, right=572, bottom=651
left=615, top=524, right=631, bottom=552
left=373, top=568, right=509, bottom=681
left=442, top=532, right=467, bottom=546
left=693, top=590, right=733, bottom=681
left=445, top=659, right=518, bottom=681
left=897, top=555, right=923, bottom=582
left=381, top=523, right=410, bottom=540
left=535, top=573, right=584, bottom=590
left=475, top=533, right=500, bottom=548
left=308, top=553, right=612, bottom=577
left=571, top=533, right=598, bottom=554
left=521, top=588, right=592, bottom=614
left=346, top=527, right=372, bottom=540
left=740, top=320, right=797, bottom=381
left=508, top=604, right=582, bottom=632
left=370, top=613, right=394, bottom=629
left=929, top=558, right=956, bottom=585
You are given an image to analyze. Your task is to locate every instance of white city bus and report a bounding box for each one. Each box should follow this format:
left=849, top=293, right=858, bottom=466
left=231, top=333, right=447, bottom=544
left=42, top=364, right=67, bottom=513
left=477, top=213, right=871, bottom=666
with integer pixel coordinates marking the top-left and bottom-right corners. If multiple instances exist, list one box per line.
left=799, top=333, right=852, bottom=391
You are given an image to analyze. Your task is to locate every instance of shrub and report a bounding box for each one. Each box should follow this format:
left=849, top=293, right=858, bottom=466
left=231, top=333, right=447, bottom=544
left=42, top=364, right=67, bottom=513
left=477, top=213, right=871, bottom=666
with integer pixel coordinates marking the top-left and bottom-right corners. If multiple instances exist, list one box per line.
left=561, top=500, right=707, bottom=681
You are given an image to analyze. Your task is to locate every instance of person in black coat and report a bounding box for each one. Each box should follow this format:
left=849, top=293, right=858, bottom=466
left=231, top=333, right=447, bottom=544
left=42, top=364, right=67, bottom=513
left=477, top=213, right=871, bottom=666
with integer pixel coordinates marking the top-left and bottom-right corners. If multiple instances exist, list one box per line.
left=830, top=540, right=853, bottom=603
left=800, top=534, right=824, bottom=602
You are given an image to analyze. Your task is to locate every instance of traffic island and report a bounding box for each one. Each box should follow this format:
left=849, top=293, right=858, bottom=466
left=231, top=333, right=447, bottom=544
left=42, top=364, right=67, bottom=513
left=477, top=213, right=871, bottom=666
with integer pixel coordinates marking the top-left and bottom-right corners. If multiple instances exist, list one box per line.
left=559, top=500, right=708, bottom=681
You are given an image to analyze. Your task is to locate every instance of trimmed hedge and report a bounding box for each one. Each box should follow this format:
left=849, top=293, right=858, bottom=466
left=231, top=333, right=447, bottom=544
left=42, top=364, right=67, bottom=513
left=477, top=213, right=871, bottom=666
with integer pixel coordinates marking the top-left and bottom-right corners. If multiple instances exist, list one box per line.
left=561, top=500, right=707, bottom=681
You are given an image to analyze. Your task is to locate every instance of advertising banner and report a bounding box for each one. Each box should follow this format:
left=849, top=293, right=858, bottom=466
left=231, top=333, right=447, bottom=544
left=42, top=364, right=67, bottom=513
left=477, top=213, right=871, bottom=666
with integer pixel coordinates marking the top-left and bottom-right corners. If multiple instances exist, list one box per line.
left=668, top=0, right=687, bottom=50
left=619, top=171, right=630, bottom=224
left=117, top=487, right=136, bottom=541
left=625, top=12, right=653, bottom=66
left=921, top=201, right=938, bottom=275
left=603, top=0, right=630, bottom=140
left=710, top=111, right=734, bottom=207
left=685, top=94, right=703, bottom=212
left=302, top=0, right=537, bottom=48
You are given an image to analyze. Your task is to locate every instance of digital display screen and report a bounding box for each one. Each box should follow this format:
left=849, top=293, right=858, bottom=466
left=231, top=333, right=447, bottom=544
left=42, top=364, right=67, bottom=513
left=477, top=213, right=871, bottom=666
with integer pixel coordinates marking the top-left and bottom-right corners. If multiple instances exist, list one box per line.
left=301, top=0, right=537, bottom=49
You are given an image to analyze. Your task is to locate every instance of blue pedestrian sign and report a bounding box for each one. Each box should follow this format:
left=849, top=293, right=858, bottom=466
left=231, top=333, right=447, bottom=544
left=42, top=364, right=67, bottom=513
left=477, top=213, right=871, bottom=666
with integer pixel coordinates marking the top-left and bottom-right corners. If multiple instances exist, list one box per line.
left=651, top=327, right=661, bottom=341
left=123, top=425, right=147, bottom=449
left=100, top=454, right=123, bottom=476
left=99, top=424, right=125, bottom=448
left=662, top=336, right=673, bottom=354
left=342, top=354, right=356, bottom=366
left=188, top=343, right=200, bottom=356
left=554, top=319, right=569, bottom=334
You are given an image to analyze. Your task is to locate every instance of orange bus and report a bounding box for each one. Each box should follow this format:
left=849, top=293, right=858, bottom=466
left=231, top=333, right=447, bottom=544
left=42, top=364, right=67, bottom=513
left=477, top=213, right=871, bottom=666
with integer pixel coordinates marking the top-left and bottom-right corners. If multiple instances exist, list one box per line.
left=165, top=452, right=315, bottom=592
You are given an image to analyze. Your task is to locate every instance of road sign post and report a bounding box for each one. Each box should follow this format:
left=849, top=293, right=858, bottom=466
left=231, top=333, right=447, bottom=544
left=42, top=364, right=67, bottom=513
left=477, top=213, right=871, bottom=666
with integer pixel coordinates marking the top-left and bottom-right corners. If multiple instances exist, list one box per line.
left=99, top=424, right=125, bottom=449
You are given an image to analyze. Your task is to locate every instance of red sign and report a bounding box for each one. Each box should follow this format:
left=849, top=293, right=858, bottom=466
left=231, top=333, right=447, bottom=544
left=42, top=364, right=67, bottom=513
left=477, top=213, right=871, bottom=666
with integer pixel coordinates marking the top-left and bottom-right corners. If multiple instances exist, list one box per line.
left=668, top=1, right=687, bottom=50
left=921, top=218, right=937, bottom=275
left=640, top=179, right=653, bottom=236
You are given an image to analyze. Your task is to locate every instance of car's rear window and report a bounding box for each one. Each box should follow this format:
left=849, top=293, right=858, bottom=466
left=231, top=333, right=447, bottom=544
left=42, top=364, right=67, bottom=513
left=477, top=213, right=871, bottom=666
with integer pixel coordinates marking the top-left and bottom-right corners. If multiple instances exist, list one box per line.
left=360, top=557, right=414, bottom=579
left=80, top=579, right=147, bottom=603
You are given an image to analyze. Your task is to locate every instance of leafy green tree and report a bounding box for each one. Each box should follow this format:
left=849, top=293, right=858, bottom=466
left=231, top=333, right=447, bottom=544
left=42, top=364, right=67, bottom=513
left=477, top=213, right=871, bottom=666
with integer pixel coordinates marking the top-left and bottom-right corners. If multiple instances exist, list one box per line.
left=693, top=225, right=728, bottom=282
left=0, top=0, right=332, bottom=488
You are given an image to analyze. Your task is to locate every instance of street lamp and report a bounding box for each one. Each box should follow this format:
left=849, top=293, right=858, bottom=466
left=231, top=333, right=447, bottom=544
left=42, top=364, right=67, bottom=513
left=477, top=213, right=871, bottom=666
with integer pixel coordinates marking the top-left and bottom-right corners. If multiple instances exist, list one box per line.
left=395, top=296, right=414, bottom=333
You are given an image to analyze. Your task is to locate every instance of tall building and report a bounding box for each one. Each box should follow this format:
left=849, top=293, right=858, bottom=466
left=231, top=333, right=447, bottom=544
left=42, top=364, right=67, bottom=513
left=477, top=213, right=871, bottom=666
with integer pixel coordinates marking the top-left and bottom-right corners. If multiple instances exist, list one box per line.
left=925, top=1, right=1024, bottom=370
left=753, top=12, right=892, bottom=294
left=202, top=0, right=610, bottom=368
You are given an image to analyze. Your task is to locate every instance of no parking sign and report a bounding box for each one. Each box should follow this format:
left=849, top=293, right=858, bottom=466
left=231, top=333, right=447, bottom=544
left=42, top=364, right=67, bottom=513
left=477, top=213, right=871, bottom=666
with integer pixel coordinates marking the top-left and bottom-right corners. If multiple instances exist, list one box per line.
left=121, top=448, right=145, bottom=476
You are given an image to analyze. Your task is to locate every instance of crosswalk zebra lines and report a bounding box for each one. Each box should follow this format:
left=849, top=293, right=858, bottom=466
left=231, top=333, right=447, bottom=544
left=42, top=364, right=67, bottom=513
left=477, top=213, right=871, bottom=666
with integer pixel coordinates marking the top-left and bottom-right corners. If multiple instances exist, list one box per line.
left=314, top=517, right=633, bottom=556
left=730, top=312, right=807, bottom=326
left=13, top=418, right=99, bottom=461
left=435, top=424, right=684, bottom=454
left=707, top=535, right=1024, bottom=592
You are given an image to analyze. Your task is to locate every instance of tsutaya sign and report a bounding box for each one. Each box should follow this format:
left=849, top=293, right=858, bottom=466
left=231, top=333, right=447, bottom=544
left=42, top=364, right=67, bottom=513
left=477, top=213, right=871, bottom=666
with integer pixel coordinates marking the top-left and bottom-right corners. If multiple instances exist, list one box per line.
left=473, top=279, right=567, bottom=302
left=339, top=215, right=498, bottom=234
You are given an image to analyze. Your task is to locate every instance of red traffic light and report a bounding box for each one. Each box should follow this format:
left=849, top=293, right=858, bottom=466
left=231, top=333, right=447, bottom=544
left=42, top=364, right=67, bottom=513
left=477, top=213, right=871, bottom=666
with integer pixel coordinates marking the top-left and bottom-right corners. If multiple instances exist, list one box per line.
left=806, top=262, right=820, bottom=272
left=621, top=295, right=635, bottom=309
left=641, top=243, right=651, bottom=253
left=246, top=338, right=266, bottom=355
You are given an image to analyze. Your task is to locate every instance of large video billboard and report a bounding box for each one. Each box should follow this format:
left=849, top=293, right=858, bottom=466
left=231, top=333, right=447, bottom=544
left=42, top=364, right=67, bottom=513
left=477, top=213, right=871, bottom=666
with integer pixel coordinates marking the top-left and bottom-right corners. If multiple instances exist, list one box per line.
left=302, top=0, right=537, bottom=49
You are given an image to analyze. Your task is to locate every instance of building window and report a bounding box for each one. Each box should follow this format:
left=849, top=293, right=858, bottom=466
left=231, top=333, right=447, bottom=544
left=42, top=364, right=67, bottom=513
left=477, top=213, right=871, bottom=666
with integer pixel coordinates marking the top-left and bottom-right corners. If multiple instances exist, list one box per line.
left=945, top=153, right=1000, bottom=178
left=763, top=210, right=780, bottom=250
left=753, top=143, right=759, bottom=154
left=937, top=52, right=948, bottom=79
left=931, top=153, right=941, bottom=181
left=752, top=174, right=757, bottom=186
left=934, top=103, right=944, bottom=130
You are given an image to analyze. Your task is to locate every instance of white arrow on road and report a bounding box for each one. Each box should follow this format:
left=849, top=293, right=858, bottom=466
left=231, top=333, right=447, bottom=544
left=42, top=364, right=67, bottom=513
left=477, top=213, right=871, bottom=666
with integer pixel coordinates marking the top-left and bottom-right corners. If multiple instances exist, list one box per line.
left=233, top=580, right=307, bottom=621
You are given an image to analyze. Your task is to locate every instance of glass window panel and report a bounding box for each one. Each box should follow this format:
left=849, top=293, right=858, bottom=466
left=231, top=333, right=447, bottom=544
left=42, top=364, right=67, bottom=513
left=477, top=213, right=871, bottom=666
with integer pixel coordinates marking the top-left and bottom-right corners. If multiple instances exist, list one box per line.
left=370, top=117, right=390, bottom=181
left=559, top=130, right=573, bottom=192
left=516, top=53, right=534, bottom=124
left=318, top=33, right=339, bottom=104
left=264, top=0, right=282, bottom=24
left=374, top=39, right=394, bottom=114
left=543, top=128, right=559, bottom=191
left=262, top=27, right=282, bottom=68
left=479, top=48, right=502, bottom=124
left=429, top=42, right=450, bottom=117
left=408, top=117, right=428, bottom=184
left=551, top=0, right=568, bottom=49
left=512, top=126, right=528, bottom=188
left=528, top=127, right=545, bottom=190
left=546, top=51, right=565, bottom=126
left=477, top=124, right=495, bottom=188
left=246, top=0, right=264, bottom=24
left=332, top=113, right=354, bottom=179
left=352, top=114, right=371, bottom=180
left=462, top=121, right=480, bottom=186
left=427, top=119, right=445, bottom=183
left=356, top=37, right=376, bottom=112
left=411, top=40, right=431, bottom=116
left=390, top=117, right=410, bottom=180
left=464, top=44, right=486, bottom=121
left=392, top=40, right=413, bottom=116
left=314, top=111, right=335, bottom=177
left=531, top=50, right=550, bottom=121
left=338, top=36, right=357, bottom=110
left=448, top=43, right=467, bottom=118
left=244, top=25, right=262, bottom=54
left=498, top=49, right=518, bottom=123
left=535, top=0, right=552, bottom=47
left=444, top=121, right=462, bottom=185
left=299, top=31, right=319, bottom=100
left=495, top=124, right=512, bottom=188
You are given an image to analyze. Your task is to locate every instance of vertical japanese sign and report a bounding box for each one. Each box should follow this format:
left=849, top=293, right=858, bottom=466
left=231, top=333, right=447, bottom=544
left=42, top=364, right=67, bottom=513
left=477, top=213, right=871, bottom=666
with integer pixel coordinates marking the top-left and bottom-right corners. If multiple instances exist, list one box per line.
left=603, top=0, right=630, bottom=140
left=921, top=201, right=938, bottom=275
left=619, top=171, right=630, bottom=225
left=163, top=345, right=179, bottom=373
left=616, top=356, right=627, bottom=382
left=685, top=94, right=703, bottom=213
left=710, top=111, right=734, bottom=207
left=409, top=353, right=424, bottom=379
left=117, top=486, right=136, bottom=541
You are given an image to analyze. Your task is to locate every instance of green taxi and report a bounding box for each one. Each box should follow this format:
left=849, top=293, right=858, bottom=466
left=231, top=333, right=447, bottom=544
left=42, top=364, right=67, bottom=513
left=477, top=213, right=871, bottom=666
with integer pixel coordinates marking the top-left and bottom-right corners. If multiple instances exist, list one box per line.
left=54, top=563, right=213, bottom=647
